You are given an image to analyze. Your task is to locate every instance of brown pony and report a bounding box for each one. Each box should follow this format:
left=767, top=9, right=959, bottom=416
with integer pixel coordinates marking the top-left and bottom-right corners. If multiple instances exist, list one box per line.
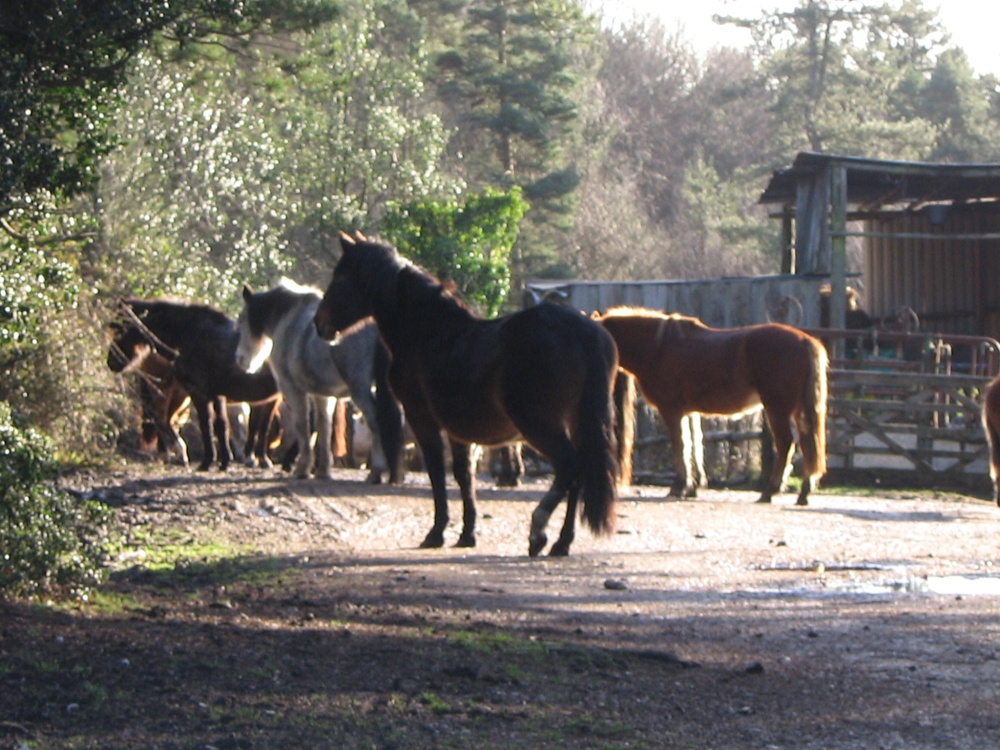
left=983, top=374, right=1000, bottom=505
left=597, top=307, right=828, bottom=505
left=133, top=349, right=191, bottom=464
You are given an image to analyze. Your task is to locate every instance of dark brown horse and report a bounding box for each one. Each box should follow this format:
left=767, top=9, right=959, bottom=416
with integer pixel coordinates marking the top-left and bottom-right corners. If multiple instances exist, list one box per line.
left=314, top=233, right=620, bottom=556
left=597, top=307, right=828, bottom=505
left=108, top=298, right=280, bottom=471
left=983, top=374, right=1000, bottom=505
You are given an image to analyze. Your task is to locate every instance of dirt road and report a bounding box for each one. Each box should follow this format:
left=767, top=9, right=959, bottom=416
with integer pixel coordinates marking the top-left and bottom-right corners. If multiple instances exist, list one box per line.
left=3, top=464, right=1000, bottom=749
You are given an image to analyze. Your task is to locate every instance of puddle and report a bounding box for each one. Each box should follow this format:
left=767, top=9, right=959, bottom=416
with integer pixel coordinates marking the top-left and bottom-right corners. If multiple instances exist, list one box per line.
left=751, top=563, right=1000, bottom=597
left=835, top=574, right=1000, bottom=597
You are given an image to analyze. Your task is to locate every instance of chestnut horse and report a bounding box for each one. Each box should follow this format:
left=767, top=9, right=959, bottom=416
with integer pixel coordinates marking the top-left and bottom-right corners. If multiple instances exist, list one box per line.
left=314, top=233, right=619, bottom=557
left=597, top=307, right=828, bottom=505
left=982, top=374, right=1000, bottom=505
left=131, top=349, right=191, bottom=464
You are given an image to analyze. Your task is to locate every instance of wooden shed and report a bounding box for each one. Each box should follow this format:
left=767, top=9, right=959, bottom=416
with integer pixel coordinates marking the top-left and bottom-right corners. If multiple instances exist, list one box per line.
left=759, top=151, right=1000, bottom=341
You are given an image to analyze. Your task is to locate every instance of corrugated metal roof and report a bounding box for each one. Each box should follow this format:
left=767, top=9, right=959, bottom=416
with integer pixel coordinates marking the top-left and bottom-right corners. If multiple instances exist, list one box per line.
left=759, top=152, right=1000, bottom=209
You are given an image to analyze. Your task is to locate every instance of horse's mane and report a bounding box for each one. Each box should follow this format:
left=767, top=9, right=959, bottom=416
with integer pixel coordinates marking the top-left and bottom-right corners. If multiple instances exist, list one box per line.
left=276, top=277, right=322, bottom=298
left=357, top=237, right=476, bottom=318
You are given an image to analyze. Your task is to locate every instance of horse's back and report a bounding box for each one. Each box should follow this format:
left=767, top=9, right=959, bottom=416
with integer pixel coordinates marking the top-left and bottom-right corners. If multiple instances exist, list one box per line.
left=496, top=304, right=617, bottom=413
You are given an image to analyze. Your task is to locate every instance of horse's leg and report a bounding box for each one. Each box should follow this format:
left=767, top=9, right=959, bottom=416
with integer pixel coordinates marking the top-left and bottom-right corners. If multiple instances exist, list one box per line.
left=312, top=395, right=334, bottom=478
left=688, top=413, right=707, bottom=490
left=212, top=396, right=232, bottom=471
left=450, top=439, right=477, bottom=547
left=548, top=480, right=581, bottom=557
left=192, top=396, right=215, bottom=471
left=344, top=382, right=390, bottom=483
left=495, top=443, right=524, bottom=487
left=792, top=410, right=817, bottom=507
left=153, top=412, right=186, bottom=466
left=663, top=411, right=690, bottom=497
left=250, top=400, right=276, bottom=469
left=529, top=467, right=577, bottom=557
left=284, top=389, right=313, bottom=479
left=165, top=389, right=190, bottom=466
left=523, top=430, right=579, bottom=557
left=409, top=415, right=449, bottom=548
left=759, top=410, right=795, bottom=504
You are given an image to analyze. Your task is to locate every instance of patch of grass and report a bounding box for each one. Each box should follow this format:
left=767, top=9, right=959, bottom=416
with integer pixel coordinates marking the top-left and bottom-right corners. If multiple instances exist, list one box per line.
left=420, top=691, right=451, bottom=713
left=25, top=657, right=61, bottom=675
left=76, top=588, right=144, bottom=615
left=451, top=629, right=551, bottom=658
left=502, top=663, right=529, bottom=683
left=565, top=716, right=634, bottom=741
left=80, top=681, right=110, bottom=706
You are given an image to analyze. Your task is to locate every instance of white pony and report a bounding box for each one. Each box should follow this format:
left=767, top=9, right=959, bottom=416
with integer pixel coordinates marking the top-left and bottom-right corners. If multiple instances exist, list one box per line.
left=235, top=278, right=404, bottom=482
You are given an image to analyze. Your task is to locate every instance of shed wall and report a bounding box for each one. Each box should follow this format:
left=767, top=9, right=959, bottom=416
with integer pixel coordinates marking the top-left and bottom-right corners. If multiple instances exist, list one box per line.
left=864, top=204, right=1000, bottom=339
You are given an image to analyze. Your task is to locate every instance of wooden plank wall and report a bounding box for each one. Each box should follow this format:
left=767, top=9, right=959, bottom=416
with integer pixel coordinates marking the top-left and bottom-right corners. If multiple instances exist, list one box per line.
left=865, top=205, right=1000, bottom=339
left=524, top=275, right=830, bottom=327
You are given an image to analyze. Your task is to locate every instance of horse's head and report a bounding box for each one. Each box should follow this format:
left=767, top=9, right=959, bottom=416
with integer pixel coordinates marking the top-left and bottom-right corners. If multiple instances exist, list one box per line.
left=107, top=301, right=150, bottom=373
left=235, top=284, right=274, bottom=373
left=314, top=232, right=384, bottom=340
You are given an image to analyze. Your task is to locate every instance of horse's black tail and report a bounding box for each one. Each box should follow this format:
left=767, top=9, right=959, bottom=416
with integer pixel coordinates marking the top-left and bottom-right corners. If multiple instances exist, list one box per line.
left=373, top=339, right=405, bottom=484
left=577, top=328, right=620, bottom=535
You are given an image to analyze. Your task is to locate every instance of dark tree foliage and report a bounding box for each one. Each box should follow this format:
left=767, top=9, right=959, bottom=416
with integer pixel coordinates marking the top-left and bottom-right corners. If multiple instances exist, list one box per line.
left=0, top=0, right=338, bottom=217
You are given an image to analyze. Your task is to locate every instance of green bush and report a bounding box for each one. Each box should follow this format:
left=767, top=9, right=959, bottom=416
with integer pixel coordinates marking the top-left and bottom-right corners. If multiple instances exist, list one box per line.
left=382, top=187, right=529, bottom=317
left=0, top=402, right=115, bottom=598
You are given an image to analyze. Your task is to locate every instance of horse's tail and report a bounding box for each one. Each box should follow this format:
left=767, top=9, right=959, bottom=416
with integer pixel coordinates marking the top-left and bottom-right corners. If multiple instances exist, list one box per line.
left=799, top=336, right=829, bottom=482
left=372, top=340, right=405, bottom=484
left=577, top=330, right=620, bottom=535
left=986, top=409, right=1000, bottom=483
left=983, top=379, right=1000, bottom=503
left=613, top=369, right=636, bottom=488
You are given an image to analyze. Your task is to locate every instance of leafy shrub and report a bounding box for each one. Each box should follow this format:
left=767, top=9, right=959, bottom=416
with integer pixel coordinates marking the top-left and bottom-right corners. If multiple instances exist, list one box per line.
left=382, top=187, right=529, bottom=317
left=0, top=402, right=115, bottom=598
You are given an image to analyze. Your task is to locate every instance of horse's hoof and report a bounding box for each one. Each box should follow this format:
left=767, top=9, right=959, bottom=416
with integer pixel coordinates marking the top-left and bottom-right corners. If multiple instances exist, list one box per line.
left=419, top=531, right=445, bottom=549
left=455, top=533, right=476, bottom=548
left=365, top=471, right=383, bottom=484
left=548, top=541, right=571, bottom=557
left=196, top=462, right=211, bottom=472
left=755, top=496, right=773, bottom=504
left=528, top=534, right=547, bottom=557
left=796, top=497, right=809, bottom=507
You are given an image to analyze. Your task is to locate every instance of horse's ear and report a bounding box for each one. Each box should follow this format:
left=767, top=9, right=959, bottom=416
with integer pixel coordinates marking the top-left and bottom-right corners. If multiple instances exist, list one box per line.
left=242, top=283, right=253, bottom=300
left=354, top=230, right=367, bottom=241
left=339, top=231, right=357, bottom=251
